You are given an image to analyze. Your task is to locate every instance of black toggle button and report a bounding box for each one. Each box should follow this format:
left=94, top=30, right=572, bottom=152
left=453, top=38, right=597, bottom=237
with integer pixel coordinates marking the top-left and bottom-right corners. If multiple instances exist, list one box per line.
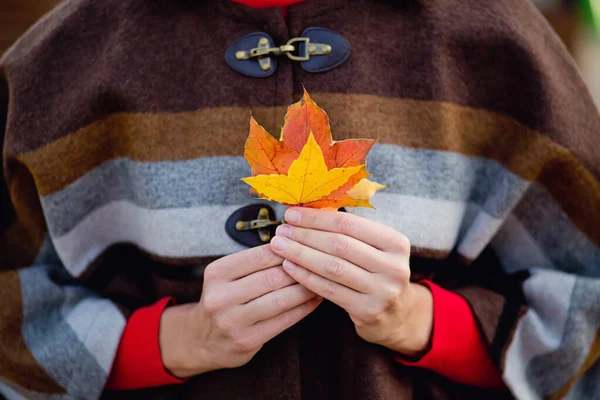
left=225, top=32, right=278, bottom=78
left=225, top=204, right=284, bottom=247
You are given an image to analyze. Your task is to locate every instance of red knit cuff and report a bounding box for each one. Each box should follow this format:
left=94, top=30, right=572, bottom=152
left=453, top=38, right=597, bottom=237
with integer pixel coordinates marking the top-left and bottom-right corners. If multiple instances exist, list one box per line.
left=395, top=281, right=505, bottom=389
left=105, top=297, right=187, bottom=390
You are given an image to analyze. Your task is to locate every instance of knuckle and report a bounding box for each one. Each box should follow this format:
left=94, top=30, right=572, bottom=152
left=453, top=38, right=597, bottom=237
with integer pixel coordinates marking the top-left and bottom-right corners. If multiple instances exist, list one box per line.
left=214, top=316, right=235, bottom=334
left=291, top=243, right=304, bottom=260
left=276, top=309, right=294, bottom=327
left=359, top=302, right=384, bottom=325
left=251, top=245, right=271, bottom=266
left=325, top=258, right=346, bottom=278
left=388, top=261, right=410, bottom=282
left=324, top=280, right=338, bottom=296
left=271, top=292, right=288, bottom=311
left=381, top=286, right=400, bottom=307
left=393, top=233, right=411, bottom=253
left=296, top=227, right=309, bottom=244
left=332, top=235, right=350, bottom=257
left=361, top=306, right=384, bottom=324
left=305, top=210, right=318, bottom=226
left=231, top=336, right=256, bottom=353
left=203, top=264, right=220, bottom=282
left=335, top=213, right=355, bottom=234
left=203, top=294, right=222, bottom=316
left=263, top=267, right=284, bottom=290
left=398, top=267, right=411, bottom=282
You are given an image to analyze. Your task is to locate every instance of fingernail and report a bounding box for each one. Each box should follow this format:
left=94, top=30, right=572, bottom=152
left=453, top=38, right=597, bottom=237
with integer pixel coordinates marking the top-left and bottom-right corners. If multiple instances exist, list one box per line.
left=271, top=236, right=288, bottom=251
left=283, top=259, right=297, bottom=271
left=276, top=224, right=292, bottom=238
left=285, top=209, right=301, bottom=224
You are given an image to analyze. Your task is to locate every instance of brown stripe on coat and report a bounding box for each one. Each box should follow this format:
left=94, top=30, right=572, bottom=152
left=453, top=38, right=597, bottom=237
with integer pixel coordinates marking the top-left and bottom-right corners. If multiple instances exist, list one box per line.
left=548, top=328, right=600, bottom=400
left=4, top=0, right=599, bottom=183
left=0, top=221, right=39, bottom=270
left=17, top=93, right=600, bottom=247
left=1, top=161, right=46, bottom=270
left=455, top=287, right=505, bottom=345
left=18, top=105, right=285, bottom=196
left=0, top=270, right=66, bottom=393
left=410, top=246, right=450, bottom=260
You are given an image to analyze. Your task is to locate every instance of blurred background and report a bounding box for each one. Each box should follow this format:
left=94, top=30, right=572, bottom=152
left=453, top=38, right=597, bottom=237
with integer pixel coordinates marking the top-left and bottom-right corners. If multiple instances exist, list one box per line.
left=0, top=0, right=60, bottom=57
left=0, top=0, right=599, bottom=106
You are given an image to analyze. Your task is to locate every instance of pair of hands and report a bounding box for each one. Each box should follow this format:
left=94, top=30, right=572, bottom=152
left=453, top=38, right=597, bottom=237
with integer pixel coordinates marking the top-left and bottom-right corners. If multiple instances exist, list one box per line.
left=159, top=208, right=433, bottom=378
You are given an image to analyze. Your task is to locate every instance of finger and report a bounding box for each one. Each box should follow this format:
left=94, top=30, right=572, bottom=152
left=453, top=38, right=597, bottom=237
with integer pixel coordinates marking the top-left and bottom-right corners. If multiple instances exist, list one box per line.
left=210, top=245, right=284, bottom=281
left=275, top=224, right=390, bottom=273
left=249, top=297, right=322, bottom=345
left=227, top=266, right=296, bottom=304
left=284, top=208, right=410, bottom=253
left=281, top=259, right=363, bottom=311
left=236, top=284, right=317, bottom=324
left=270, top=235, right=372, bottom=293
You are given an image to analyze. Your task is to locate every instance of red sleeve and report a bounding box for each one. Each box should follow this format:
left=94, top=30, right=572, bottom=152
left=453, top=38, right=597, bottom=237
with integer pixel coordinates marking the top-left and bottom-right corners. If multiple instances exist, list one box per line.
left=395, top=281, right=505, bottom=389
left=105, top=297, right=188, bottom=391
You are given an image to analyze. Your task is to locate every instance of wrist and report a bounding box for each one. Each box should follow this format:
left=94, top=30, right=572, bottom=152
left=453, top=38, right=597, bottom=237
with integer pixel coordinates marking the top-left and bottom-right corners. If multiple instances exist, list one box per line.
left=390, top=282, right=434, bottom=356
left=159, top=303, right=212, bottom=378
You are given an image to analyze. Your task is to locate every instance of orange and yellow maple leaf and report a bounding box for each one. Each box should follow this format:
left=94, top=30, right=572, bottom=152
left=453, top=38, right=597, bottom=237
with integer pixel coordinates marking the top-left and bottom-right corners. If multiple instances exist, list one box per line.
left=242, top=89, right=385, bottom=209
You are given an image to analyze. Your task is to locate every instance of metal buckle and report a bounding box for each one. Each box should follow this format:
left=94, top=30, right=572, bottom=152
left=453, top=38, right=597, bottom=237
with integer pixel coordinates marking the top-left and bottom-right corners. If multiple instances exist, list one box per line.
left=235, top=207, right=284, bottom=242
left=283, top=37, right=310, bottom=61
left=235, top=36, right=332, bottom=71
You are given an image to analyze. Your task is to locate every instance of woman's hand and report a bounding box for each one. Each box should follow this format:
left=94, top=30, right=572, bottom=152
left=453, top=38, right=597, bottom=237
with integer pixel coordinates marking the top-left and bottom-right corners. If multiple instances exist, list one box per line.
left=269, top=208, right=433, bottom=356
left=159, top=245, right=321, bottom=378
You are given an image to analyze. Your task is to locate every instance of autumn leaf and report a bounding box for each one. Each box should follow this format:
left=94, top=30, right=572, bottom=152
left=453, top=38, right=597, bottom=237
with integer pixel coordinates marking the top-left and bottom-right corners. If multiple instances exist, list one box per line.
left=303, top=167, right=372, bottom=209
left=242, top=132, right=364, bottom=205
left=242, top=89, right=385, bottom=208
left=244, top=89, right=375, bottom=172
left=280, top=91, right=375, bottom=170
left=244, top=117, right=296, bottom=176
